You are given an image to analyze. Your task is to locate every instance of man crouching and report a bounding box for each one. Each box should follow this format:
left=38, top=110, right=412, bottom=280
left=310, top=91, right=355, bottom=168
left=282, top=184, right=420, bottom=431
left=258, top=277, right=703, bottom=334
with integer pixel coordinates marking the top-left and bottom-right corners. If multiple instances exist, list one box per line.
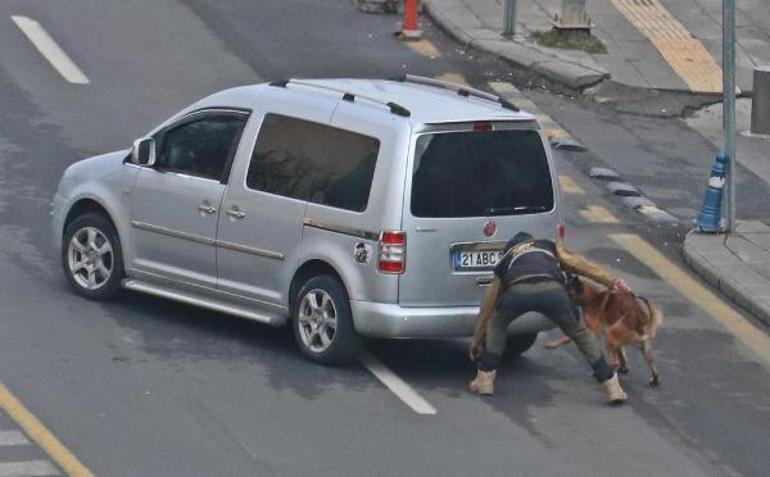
left=469, top=232, right=629, bottom=405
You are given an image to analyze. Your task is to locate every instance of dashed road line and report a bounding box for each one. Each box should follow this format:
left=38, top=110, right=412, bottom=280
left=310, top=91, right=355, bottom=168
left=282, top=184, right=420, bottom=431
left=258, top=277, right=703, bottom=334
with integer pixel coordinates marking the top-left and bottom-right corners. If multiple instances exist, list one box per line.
left=11, top=15, right=90, bottom=85
left=559, top=175, right=585, bottom=195
left=0, top=430, right=30, bottom=446
left=406, top=38, right=441, bottom=58
left=359, top=352, right=437, bottom=415
left=610, top=233, right=770, bottom=367
left=579, top=205, right=619, bottom=224
left=487, top=81, right=574, bottom=142
left=610, top=0, right=722, bottom=93
left=0, top=382, right=93, bottom=477
left=436, top=72, right=469, bottom=86
left=545, top=128, right=570, bottom=140
left=0, top=460, right=60, bottom=476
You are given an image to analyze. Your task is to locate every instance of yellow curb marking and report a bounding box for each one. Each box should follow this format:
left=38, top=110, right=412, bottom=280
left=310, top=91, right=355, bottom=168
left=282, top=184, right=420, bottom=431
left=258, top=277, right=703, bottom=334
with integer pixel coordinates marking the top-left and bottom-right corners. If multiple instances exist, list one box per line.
left=406, top=39, right=441, bottom=58
left=559, top=175, right=585, bottom=195
left=611, top=0, right=722, bottom=93
left=0, top=382, right=94, bottom=477
left=536, top=113, right=554, bottom=123
left=609, top=233, right=770, bottom=367
left=435, top=72, right=469, bottom=86
left=579, top=205, right=619, bottom=223
left=546, top=128, right=570, bottom=140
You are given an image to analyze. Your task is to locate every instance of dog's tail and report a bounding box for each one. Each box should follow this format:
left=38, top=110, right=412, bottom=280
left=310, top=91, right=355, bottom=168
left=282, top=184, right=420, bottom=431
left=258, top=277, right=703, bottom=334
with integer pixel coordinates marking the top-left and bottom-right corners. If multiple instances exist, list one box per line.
left=638, top=296, right=663, bottom=339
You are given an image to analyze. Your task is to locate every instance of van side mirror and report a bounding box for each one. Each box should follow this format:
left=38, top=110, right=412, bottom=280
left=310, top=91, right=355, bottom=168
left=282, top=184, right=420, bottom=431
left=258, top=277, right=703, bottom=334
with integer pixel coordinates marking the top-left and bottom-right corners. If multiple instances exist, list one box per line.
left=131, top=137, right=156, bottom=166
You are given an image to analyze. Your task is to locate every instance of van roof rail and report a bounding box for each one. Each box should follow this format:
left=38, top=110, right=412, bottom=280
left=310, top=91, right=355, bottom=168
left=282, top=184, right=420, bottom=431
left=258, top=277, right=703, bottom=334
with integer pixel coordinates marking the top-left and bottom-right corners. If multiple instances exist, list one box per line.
left=268, top=79, right=411, bottom=117
left=391, top=74, right=520, bottom=112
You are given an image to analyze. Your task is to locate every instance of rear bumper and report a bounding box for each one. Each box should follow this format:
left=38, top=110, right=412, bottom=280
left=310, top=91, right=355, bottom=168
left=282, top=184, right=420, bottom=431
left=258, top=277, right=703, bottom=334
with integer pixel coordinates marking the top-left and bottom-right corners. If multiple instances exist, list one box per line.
left=351, top=301, right=555, bottom=338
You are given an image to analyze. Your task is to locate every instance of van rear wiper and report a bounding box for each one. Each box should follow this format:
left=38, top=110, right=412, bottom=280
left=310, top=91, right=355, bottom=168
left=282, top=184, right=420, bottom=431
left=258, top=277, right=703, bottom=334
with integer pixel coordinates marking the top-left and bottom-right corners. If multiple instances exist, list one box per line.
left=484, top=205, right=549, bottom=216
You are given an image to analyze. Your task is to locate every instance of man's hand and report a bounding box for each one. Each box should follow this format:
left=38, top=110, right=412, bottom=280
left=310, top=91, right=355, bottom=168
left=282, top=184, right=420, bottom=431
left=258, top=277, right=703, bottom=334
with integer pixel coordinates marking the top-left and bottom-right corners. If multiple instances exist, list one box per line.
left=611, top=279, right=631, bottom=293
left=468, top=342, right=482, bottom=362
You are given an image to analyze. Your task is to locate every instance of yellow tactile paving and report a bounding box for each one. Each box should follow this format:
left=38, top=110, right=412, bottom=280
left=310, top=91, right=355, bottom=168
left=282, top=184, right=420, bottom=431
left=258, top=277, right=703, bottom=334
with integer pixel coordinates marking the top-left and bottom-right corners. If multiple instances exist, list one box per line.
left=579, top=205, right=620, bottom=224
left=559, top=175, right=585, bottom=195
left=406, top=39, right=441, bottom=58
left=611, top=0, right=723, bottom=93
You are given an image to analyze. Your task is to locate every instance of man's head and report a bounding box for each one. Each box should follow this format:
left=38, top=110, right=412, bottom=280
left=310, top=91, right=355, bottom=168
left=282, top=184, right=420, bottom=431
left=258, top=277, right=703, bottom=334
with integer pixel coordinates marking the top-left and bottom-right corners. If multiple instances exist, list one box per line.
left=505, top=231, right=534, bottom=251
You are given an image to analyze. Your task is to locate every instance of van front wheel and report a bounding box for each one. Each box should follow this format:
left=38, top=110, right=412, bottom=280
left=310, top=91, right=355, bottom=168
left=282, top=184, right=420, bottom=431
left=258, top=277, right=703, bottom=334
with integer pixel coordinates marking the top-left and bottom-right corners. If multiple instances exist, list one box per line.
left=293, top=275, right=360, bottom=365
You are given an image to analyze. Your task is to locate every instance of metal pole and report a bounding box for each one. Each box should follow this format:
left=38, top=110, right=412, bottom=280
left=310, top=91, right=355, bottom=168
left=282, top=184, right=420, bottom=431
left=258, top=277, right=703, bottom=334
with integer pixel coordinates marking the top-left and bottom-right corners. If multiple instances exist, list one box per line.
left=723, top=0, right=736, bottom=231
left=503, top=0, right=517, bottom=37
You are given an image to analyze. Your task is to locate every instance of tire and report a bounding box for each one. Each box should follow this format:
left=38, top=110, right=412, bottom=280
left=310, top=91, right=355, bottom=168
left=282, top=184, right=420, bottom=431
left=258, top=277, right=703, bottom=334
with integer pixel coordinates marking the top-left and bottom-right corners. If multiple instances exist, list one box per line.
left=61, top=212, right=124, bottom=300
left=504, top=333, right=539, bottom=358
left=292, top=275, right=360, bottom=365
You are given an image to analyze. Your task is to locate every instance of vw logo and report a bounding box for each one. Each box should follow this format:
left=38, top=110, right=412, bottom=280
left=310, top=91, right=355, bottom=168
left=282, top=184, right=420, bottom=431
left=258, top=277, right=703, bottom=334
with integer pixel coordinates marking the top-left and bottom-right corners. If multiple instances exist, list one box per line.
left=483, top=221, right=497, bottom=237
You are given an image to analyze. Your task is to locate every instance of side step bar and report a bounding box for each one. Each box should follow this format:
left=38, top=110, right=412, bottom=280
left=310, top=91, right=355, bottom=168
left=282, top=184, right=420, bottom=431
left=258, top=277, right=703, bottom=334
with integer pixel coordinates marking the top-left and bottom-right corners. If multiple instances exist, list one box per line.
left=122, top=279, right=287, bottom=327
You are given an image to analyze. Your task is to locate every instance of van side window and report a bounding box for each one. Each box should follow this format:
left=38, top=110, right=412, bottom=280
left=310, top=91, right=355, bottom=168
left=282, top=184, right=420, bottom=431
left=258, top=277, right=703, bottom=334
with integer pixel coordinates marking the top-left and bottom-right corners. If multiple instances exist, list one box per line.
left=154, top=114, right=247, bottom=181
left=246, top=114, right=380, bottom=212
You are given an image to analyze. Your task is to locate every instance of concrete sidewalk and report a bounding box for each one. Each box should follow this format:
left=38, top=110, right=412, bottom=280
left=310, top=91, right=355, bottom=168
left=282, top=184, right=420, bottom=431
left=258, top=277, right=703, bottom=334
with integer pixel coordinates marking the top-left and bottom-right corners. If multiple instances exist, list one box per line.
left=683, top=100, right=770, bottom=327
left=423, top=0, right=770, bottom=93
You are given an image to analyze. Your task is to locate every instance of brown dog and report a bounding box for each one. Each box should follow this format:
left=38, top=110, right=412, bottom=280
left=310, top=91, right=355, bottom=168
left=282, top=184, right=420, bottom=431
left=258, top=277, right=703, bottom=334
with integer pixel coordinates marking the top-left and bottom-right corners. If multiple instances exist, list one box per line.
left=545, top=276, right=663, bottom=386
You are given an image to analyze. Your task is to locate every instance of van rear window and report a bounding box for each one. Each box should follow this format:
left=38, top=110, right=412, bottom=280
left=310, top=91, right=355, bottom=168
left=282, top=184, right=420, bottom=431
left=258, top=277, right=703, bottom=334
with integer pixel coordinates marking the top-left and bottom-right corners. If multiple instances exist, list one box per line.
left=410, top=130, right=554, bottom=218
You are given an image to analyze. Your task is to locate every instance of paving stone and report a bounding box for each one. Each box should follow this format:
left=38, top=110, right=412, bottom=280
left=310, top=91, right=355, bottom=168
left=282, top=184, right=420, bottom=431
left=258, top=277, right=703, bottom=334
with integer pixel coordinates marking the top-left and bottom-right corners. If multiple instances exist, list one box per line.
left=735, top=220, right=770, bottom=234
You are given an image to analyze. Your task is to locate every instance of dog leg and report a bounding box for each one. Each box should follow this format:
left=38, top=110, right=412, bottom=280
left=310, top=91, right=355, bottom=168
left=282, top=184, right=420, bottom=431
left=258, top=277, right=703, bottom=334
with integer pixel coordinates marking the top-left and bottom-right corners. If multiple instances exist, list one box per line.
left=604, top=335, right=619, bottom=371
left=617, top=347, right=629, bottom=374
left=641, top=339, right=660, bottom=387
left=544, top=336, right=572, bottom=349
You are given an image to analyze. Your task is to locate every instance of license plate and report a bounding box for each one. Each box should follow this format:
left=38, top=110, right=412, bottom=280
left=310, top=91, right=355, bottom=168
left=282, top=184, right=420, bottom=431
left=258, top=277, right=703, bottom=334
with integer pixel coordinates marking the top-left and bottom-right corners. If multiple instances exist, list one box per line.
left=454, top=250, right=503, bottom=270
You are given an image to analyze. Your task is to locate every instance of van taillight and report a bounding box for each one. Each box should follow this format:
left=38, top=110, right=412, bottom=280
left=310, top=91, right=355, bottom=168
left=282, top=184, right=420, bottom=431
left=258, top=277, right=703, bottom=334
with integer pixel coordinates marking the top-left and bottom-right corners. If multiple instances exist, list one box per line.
left=378, top=231, right=406, bottom=274
left=558, top=224, right=566, bottom=241
left=473, top=122, right=493, bottom=132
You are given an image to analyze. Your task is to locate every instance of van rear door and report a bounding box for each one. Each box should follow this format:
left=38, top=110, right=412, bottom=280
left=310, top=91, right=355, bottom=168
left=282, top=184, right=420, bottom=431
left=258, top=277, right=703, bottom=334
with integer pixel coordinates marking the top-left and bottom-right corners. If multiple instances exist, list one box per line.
left=399, top=122, right=560, bottom=307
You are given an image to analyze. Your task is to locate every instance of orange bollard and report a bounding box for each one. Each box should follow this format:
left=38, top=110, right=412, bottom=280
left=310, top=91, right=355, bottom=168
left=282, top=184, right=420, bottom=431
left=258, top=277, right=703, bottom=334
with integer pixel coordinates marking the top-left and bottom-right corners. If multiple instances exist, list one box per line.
left=400, top=0, right=422, bottom=40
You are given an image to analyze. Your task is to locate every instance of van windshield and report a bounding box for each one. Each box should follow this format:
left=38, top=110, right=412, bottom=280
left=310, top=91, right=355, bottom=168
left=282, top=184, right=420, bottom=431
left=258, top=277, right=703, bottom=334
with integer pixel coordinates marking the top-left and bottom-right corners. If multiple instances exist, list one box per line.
left=410, top=129, right=554, bottom=218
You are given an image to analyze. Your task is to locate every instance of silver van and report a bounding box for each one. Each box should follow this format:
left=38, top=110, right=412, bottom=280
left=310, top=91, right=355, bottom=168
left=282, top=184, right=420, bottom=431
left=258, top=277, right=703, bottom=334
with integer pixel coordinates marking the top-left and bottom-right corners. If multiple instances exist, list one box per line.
left=52, top=75, right=561, bottom=364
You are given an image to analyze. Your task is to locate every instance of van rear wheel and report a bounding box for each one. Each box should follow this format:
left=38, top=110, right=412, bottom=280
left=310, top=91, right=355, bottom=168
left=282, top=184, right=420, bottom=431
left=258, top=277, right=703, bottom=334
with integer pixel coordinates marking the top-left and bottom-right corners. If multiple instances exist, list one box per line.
left=292, top=275, right=360, bottom=365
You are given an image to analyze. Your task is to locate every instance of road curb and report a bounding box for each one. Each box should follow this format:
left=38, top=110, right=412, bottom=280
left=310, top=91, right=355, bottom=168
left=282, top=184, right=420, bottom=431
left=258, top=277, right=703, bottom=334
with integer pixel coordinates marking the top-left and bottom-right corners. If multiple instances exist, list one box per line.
left=682, top=231, right=770, bottom=327
left=422, top=0, right=609, bottom=90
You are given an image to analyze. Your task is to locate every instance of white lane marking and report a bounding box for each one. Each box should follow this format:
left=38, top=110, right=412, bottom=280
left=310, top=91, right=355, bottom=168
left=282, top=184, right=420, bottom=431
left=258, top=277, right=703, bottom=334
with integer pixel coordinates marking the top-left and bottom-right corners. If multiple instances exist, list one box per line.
left=0, top=460, right=60, bottom=476
left=359, top=352, right=437, bottom=415
left=11, top=15, right=90, bottom=84
left=0, top=430, right=30, bottom=446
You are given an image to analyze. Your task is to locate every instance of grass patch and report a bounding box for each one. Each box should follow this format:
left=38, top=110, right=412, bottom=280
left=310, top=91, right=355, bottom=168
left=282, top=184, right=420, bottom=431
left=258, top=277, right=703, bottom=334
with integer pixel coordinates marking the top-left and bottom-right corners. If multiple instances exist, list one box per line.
left=532, top=29, right=608, bottom=54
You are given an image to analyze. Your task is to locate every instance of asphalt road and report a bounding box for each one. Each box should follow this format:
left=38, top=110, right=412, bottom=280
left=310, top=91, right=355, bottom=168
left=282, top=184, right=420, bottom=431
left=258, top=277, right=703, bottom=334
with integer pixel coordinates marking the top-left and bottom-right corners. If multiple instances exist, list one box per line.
left=0, top=1, right=768, bottom=476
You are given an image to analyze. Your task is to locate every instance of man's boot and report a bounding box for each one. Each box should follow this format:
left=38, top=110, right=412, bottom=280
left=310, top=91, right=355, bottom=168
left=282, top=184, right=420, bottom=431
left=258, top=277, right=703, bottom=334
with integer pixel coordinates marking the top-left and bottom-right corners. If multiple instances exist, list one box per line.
left=602, top=373, right=628, bottom=404
left=469, top=370, right=496, bottom=395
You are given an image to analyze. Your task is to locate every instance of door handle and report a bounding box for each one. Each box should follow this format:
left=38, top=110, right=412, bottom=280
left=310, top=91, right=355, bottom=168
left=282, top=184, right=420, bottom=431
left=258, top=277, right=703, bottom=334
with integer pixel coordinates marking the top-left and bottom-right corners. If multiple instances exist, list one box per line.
left=198, top=204, right=217, bottom=215
left=226, top=207, right=246, bottom=219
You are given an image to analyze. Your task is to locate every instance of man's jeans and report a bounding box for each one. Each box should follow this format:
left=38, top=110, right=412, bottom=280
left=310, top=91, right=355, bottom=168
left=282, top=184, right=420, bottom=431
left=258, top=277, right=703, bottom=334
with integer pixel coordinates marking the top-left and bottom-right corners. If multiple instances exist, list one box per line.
left=479, top=280, right=614, bottom=381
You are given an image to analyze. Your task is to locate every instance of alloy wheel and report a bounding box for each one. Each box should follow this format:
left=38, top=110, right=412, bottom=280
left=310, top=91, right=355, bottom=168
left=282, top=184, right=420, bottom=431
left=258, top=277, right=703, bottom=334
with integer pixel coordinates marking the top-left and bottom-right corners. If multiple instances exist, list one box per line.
left=297, top=289, right=338, bottom=353
left=67, top=226, right=114, bottom=290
